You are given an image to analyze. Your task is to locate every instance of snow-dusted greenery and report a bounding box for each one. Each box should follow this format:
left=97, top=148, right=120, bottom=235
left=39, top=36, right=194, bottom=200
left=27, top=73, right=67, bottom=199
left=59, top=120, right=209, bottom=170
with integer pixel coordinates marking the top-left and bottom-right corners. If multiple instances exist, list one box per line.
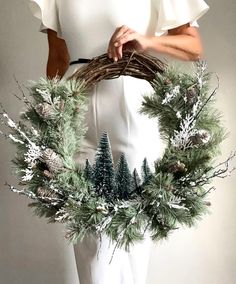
left=0, top=62, right=234, bottom=261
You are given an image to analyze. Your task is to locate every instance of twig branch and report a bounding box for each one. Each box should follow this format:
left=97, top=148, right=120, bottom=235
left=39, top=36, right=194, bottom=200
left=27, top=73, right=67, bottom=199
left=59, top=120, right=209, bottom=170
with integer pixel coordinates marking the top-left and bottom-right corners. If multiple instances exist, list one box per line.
left=192, top=75, right=220, bottom=123
left=195, top=186, right=216, bottom=197
left=13, top=75, right=33, bottom=107
left=191, top=152, right=236, bottom=187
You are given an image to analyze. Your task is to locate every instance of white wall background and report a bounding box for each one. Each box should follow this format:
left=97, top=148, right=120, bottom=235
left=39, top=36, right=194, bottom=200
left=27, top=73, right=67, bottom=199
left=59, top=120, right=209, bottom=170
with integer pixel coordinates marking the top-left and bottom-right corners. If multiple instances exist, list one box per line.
left=0, top=0, right=235, bottom=283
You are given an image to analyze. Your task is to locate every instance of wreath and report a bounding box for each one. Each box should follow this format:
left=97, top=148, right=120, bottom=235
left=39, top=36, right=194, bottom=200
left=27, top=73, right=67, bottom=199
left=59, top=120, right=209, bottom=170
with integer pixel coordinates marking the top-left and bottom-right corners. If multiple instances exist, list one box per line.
left=1, top=51, right=234, bottom=260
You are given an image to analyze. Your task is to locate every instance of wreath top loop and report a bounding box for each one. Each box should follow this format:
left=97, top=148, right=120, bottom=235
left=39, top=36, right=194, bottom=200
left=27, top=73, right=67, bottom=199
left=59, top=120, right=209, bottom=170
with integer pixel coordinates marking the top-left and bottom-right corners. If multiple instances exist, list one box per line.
left=1, top=51, right=234, bottom=262
left=68, top=51, right=166, bottom=86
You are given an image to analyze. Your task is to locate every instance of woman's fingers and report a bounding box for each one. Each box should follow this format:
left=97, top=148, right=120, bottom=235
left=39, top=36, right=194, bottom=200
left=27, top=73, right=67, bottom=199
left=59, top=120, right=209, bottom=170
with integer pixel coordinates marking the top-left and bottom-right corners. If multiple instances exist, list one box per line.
left=114, top=32, right=137, bottom=47
left=112, top=25, right=130, bottom=42
left=107, top=25, right=147, bottom=61
left=115, top=30, right=134, bottom=59
left=108, top=25, right=133, bottom=61
left=107, top=25, right=127, bottom=60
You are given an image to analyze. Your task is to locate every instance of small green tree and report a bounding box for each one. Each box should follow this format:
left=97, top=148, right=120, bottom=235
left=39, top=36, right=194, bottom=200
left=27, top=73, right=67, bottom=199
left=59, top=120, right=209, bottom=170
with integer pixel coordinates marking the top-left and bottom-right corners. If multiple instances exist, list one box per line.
left=132, top=168, right=142, bottom=195
left=141, top=158, right=153, bottom=185
left=115, top=153, right=133, bottom=200
left=84, top=159, right=94, bottom=182
left=93, top=132, right=116, bottom=201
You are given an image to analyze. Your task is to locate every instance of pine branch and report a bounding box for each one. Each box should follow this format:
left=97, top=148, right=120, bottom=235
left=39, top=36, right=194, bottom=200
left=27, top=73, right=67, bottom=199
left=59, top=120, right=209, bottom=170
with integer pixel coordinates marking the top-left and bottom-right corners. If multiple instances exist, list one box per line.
left=4, top=182, right=37, bottom=199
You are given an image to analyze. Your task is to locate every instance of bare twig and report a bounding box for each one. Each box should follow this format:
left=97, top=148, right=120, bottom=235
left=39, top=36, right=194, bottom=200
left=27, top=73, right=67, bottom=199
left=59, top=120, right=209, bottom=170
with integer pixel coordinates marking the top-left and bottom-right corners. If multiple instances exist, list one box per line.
left=13, top=75, right=33, bottom=107
left=192, top=152, right=236, bottom=188
left=192, top=75, right=220, bottom=123
left=195, top=186, right=216, bottom=197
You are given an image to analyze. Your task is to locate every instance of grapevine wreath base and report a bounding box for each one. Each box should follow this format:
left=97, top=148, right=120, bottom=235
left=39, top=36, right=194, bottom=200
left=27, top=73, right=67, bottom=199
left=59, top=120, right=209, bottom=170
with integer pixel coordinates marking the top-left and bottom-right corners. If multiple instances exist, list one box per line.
left=1, top=51, right=234, bottom=260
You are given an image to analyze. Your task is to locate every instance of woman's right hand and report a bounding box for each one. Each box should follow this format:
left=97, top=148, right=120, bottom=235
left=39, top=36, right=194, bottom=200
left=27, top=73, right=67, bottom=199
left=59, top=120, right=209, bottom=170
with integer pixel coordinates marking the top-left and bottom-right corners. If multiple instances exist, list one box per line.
left=107, top=25, right=149, bottom=62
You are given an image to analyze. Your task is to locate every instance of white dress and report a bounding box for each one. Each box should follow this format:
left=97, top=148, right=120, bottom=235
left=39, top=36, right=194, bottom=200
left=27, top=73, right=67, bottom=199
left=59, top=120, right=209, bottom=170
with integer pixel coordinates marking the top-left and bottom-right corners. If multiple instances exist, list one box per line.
left=29, top=1, right=209, bottom=283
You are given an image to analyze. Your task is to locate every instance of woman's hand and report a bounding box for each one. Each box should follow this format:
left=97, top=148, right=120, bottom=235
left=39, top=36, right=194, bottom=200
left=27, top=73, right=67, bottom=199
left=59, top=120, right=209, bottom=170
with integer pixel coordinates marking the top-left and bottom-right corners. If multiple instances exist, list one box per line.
left=107, top=25, right=150, bottom=62
left=107, top=23, right=204, bottom=62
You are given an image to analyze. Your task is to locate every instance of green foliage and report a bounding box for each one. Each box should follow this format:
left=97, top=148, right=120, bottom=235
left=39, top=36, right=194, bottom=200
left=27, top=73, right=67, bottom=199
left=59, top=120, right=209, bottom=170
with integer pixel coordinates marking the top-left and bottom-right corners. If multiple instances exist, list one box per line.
left=132, top=168, right=142, bottom=195
left=141, top=158, right=153, bottom=185
left=1, top=61, right=231, bottom=253
left=115, top=153, right=133, bottom=200
left=82, top=139, right=143, bottom=202
left=1, top=77, right=90, bottom=220
left=93, top=132, right=117, bottom=201
left=105, top=203, right=148, bottom=250
left=84, top=159, right=94, bottom=182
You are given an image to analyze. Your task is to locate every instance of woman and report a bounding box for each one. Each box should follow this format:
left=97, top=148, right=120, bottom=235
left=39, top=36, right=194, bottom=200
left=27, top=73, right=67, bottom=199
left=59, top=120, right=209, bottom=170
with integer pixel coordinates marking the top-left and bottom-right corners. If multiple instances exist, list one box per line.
left=29, top=0, right=209, bottom=283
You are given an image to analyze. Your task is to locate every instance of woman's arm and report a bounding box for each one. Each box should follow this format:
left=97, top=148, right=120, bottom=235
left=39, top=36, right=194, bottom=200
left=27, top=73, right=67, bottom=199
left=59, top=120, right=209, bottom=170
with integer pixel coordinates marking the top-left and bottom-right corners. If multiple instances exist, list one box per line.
left=47, top=29, right=70, bottom=79
left=108, top=23, right=203, bottom=62
left=148, top=24, right=203, bottom=61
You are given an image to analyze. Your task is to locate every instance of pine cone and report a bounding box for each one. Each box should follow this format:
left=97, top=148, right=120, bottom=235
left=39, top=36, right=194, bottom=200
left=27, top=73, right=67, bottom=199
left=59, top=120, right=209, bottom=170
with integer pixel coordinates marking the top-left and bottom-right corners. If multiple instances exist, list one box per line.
left=36, top=186, right=60, bottom=202
left=164, top=184, right=174, bottom=191
left=59, top=100, right=65, bottom=112
left=35, top=103, right=56, bottom=119
left=164, top=78, right=172, bottom=86
left=168, top=161, right=187, bottom=173
left=42, top=148, right=64, bottom=173
left=186, top=88, right=198, bottom=105
left=189, top=130, right=211, bottom=146
left=43, top=170, right=54, bottom=179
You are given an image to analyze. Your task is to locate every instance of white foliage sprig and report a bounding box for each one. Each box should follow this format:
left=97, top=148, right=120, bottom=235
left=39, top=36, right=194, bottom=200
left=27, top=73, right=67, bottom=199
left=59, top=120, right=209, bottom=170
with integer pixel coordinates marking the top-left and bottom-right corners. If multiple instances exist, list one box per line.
left=170, top=113, right=197, bottom=149
left=195, top=61, right=207, bottom=89
left=0, top=111, right=43, bottom=181
left=167, top=196, right=189, bottom=211
left=162, top=85, right=180, bottom=105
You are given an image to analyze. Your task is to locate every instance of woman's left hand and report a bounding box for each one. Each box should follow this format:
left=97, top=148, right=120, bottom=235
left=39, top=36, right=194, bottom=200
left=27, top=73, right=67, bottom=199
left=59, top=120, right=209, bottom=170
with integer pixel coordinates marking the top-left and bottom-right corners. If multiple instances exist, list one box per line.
left=107, top=25, right=150, bottom=61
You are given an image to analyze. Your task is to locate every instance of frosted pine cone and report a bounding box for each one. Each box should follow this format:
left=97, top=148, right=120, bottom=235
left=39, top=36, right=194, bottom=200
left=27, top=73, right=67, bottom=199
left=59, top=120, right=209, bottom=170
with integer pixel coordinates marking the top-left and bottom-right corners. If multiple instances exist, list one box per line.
left=35, top=103, right=56, bottom=119
left=189, top=129, right=211, bottom=146
left=42, top=148, right=64, bottom=173
left=186, top=87, right=198, bottom=105
left=43, top=170, right=54, bottom=179
left=59, top=99, right=65, bottom=112
left=36, top=186, right=60, bottom=202
left=163, top=78, right=172, bottom=86
left=168, top=160, right=187, bottom=173
left=164, top=184, right=174, bottom=191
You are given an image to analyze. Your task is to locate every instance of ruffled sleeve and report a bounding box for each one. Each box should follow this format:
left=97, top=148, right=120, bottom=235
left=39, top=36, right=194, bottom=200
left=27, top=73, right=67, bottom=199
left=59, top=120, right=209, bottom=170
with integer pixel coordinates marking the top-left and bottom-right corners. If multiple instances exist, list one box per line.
left=154, top=0, right=209, bottom=35
left=28, top=0, right=62, bottom=37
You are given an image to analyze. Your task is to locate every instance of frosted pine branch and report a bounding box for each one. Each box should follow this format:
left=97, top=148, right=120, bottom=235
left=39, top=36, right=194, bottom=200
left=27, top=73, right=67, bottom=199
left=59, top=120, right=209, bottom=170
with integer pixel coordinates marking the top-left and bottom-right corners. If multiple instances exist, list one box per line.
left=162, top=85, right=180, bottom=105
left=167, top=196, right=189, bottom=211
left=95, top=216, right=113, bottom=232
left=55, top=208, right=73, bottom=222
left=4, top=182, right=37, bottom=199
left=21, top=168, right=34, bottom=182
left=2, top=112, right=38, bottom=146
